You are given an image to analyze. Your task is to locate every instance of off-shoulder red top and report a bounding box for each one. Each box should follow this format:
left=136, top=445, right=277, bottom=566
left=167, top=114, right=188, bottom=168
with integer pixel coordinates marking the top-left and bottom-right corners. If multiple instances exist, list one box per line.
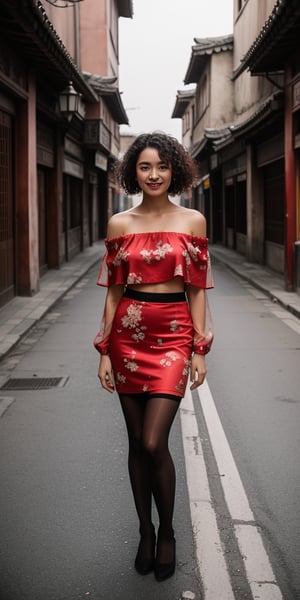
left=97, top=232, right=214, bottom=289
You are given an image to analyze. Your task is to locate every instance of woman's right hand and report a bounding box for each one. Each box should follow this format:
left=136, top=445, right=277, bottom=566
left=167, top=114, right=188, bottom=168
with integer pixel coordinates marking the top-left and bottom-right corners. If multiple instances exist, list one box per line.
left=98, top=355, right=115, bottom=393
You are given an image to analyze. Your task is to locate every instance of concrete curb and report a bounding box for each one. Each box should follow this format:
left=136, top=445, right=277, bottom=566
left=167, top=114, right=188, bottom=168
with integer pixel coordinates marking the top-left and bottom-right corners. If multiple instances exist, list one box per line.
left=0, top=241, right=105, bottom=362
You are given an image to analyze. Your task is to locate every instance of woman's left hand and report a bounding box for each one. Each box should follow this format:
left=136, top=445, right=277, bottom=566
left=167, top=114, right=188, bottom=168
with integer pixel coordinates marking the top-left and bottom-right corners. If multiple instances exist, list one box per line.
left=98, top=354, right=115, bottom=393
left=190, top=353, right=207, bottom=390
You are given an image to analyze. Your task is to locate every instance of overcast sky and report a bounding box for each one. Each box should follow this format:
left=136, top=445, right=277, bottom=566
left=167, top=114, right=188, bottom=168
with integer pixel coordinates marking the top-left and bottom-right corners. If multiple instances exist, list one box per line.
left=119, top=0, right=233, bottom=140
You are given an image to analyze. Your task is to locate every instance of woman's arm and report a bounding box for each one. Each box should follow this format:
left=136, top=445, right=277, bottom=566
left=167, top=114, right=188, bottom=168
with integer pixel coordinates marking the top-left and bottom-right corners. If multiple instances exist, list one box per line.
left=97, top=283, right=124, bottom=393
left=96, top=214, right=127, bottom=392
left=186, top=285, right=208, bottom=389
left=101, top=283, right=124, bottom=343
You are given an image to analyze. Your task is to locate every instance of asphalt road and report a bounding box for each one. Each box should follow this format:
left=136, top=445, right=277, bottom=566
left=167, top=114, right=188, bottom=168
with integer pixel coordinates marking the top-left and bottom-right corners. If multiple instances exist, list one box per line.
left=0, top=260, right=299, bottom=600
left=0, top=268, right=201, bottom=600
left=207, top=262, right=300, bottom=600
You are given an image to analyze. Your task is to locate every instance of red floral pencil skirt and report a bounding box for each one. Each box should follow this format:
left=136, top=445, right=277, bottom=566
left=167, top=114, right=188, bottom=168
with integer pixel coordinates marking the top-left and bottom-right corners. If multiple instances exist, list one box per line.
left=109, top=288, right=193, bottom=400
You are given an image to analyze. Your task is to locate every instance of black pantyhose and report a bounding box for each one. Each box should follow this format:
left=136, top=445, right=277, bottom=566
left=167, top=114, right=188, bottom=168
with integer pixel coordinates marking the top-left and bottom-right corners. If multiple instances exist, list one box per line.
left=119, top=394, right=180, bottom=564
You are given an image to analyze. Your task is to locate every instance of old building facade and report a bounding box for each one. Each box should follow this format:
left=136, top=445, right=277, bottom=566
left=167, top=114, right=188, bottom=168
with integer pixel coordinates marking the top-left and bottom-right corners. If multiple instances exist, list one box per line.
left=173, top=0, right=299, bottom=293
left=0, top=0, right=132, bottom=309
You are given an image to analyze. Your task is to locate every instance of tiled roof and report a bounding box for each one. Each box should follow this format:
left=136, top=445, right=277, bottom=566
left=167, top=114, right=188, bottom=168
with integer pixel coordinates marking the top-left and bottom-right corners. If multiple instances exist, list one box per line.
left=193, top=35, right=233, bottom=52
left=184, top=35, right=233, bottom=84
left=83, top=73, right=129, bottom=124
left=235, top=0, right=300, bottom=77
left=117, top=0, right=133, bottom=18
left=171, top=89, right=195, bottom=119
left=190, top=138, right=209, bottom=159
left=190, top=91, right=283, bottom=157
left=0, top=0, right=97, bottom=101
left=228, top=91, right=282, bottom=136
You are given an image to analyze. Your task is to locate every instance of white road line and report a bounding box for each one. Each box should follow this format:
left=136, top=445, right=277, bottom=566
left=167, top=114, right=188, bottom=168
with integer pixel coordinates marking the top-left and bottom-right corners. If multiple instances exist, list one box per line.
left=271, top=312, right=300, bottom=335
left=180, top=388, right=235, bottom=600
left=195, top=380, right=283, bottom=600
left=0, top=396, right=15, bottom=418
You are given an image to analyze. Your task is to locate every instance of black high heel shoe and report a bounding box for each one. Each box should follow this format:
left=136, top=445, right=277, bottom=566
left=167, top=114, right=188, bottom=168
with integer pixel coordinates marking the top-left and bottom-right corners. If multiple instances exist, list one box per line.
left=154, top=530, right=176, bottom=582
left=134, top=525, right=156, bottom=575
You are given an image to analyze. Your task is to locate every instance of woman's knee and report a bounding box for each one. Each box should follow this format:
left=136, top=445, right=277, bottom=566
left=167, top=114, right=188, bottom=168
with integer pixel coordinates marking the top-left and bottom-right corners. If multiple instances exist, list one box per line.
left=128, top=431, right=144, bottom=455
left=143, top=435, right=166, bottom=461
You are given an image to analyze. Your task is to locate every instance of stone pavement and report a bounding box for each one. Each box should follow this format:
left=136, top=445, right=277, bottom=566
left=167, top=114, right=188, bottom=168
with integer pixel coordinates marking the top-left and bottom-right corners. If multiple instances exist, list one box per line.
left=0, top=240, right=105, bottom=361
left=210, top=245, right=300, bottom=319
left=0, top=241, right=299, bottom=362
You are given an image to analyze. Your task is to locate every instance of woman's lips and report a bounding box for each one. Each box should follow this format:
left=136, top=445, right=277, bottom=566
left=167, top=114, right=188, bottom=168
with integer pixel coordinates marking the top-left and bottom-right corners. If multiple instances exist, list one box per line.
left=147, top=183, right=161, bottom=189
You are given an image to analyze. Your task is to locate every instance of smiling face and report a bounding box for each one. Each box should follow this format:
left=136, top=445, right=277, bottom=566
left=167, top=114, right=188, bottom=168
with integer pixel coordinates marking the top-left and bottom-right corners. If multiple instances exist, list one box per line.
left=136, top=147, right=172, bottom=198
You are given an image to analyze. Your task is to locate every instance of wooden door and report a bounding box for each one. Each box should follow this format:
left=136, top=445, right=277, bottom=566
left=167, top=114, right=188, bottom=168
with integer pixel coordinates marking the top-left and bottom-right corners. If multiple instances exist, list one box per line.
left=37, top=168, right=48, bottom=275
left=0, top=110, right=14, bottom=307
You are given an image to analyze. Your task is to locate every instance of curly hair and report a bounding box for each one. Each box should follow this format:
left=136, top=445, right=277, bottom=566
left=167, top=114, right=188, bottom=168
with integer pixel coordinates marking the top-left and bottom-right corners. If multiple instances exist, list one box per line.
left=115, top=132, right=198, bottom=196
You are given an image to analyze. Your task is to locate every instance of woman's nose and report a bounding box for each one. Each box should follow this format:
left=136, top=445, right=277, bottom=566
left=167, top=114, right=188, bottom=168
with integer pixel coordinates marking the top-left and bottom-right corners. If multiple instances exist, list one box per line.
left=149, top=169, right=159, bottom=180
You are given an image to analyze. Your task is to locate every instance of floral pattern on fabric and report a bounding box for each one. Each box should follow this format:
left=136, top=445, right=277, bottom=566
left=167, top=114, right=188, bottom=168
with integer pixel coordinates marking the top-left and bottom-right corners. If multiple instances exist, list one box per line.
left=124, top=352, right=139, bottom=372
left=127, top=273, right=143, bottom=284
left=116, top=372, right=126, bottom=385
left=170, top=320, right=179, bottom=332
left=121, top=302, right=147, bottom=342
left=113, top=247, right=130, bottom=266
left=140, top=241, right=173, bottom=264
left=160, top=351, right=179, bottom=367
left=96, top=232, right=214, bottom=289
left=108, top=295, right=194, bottom=396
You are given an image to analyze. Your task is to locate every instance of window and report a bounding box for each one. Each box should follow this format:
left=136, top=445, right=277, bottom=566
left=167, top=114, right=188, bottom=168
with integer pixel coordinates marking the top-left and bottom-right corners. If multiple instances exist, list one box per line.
left=70, top=177, right=82, bottom=229
left=236, top=177, right=247, bottom=234
left=183, top=110, right=191, bottom=135
left=264, top=160, right=284, bottom=245
left=195, top=74, right=209, bottom=122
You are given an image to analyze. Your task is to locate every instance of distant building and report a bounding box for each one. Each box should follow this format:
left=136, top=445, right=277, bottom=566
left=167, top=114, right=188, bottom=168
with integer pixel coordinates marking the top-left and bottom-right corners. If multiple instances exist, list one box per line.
left=172, top=0, right=300, bottom=293
left=0, top=0, right=133, bottom=309
left=172, top=35, right=233, bottom=239
left=117, top=134, right=141, bottom=211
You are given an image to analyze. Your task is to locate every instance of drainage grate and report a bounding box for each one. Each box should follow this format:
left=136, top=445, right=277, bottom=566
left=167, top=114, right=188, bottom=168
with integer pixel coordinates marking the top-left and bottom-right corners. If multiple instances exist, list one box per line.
left=1, top=377, right=69, bottom=391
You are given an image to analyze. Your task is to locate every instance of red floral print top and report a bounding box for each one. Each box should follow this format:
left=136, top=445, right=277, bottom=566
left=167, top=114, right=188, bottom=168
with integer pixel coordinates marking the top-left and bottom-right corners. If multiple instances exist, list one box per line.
left=97, top=232, right=214, bottom=289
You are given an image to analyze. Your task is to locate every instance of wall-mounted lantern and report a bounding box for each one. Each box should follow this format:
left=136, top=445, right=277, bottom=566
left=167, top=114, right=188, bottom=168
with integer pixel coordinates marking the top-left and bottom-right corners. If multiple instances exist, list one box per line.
left=59, top=82, right=84, bottom=121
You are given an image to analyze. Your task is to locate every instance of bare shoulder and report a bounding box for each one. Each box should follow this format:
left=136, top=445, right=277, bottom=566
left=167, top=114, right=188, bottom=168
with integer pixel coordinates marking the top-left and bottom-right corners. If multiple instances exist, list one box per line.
left=106, top=210, right=133, bottom=238
left=177, top=207, right=207, bottom=236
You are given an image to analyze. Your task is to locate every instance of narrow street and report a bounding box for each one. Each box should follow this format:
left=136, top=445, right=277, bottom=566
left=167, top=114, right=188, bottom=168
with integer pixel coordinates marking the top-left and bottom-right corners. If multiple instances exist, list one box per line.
left=0, top=259, right=299, bottom=600
left=0, top=267, right=200, bottom=600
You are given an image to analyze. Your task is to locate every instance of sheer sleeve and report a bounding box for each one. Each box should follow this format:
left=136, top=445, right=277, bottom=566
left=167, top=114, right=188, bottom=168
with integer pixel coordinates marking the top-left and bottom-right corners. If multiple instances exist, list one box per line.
left=193, top=293, right=214, bottom=355
left=93, top=282, right=125, bottom=355
left=96, top=237, right=130, bottom=287
left=93, top=314, right=110, bottom=355
left=96, top=251, right=109, bottom=287
left=183, top=237, right=214, bottom=289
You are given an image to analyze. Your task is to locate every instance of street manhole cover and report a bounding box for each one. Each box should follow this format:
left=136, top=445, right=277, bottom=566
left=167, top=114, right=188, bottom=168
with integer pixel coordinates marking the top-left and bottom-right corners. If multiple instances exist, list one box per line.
left=0, top=377, right=69, bottom=391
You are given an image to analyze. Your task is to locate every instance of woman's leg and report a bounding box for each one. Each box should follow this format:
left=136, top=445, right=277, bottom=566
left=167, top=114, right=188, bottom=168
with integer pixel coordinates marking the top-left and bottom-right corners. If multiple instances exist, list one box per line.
left=143, top=396, right=180, bottom=564
left=119, top=394, right=155, bottom=571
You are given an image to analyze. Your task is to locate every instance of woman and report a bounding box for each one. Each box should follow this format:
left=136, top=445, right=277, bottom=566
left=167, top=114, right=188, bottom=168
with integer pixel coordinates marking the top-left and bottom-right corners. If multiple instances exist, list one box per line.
left=94, top=132, right=213, bottom=581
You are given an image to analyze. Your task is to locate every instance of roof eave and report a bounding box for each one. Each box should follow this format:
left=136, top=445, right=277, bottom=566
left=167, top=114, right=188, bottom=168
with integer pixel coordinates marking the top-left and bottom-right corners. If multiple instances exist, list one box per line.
left=171, top=103, right=186, bottom=119
left=83, top=73, right=129, bottom=124
left=229, top=91, right=283, bottom=138
left=191, top=93, right=283, bottom=156
left=102, top=93, right=129, bottom=125
left=171, top=91, right=195, bottom=118
left=190, top=137, right=210, bottom=159
left=237, top=0, right=300, bottom=76
left=184, top=37, right=233, bottom=84
left=184, top=55, right=207, bottom=84
left=0, top=0, right=97, bottom=102
left=117, top=0, right=133, bottom=18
